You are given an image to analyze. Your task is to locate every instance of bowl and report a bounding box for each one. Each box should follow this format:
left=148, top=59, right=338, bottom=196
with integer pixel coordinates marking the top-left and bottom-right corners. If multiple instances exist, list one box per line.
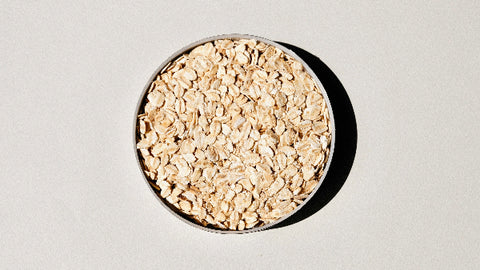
left=134, top=34, right=335, bottom=233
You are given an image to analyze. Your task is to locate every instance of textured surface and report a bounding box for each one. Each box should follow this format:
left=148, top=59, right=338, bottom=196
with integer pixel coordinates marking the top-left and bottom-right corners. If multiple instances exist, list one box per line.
left=1, top=1, right=479, bottom=269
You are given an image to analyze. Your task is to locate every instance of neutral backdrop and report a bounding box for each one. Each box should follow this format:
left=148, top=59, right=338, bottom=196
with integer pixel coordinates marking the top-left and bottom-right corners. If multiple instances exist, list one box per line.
left=1, top=1, right=479, bottom=269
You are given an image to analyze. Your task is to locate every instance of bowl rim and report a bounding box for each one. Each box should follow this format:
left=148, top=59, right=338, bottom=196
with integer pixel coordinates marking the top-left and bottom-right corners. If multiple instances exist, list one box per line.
left=133, top=33, right=336, bottom=234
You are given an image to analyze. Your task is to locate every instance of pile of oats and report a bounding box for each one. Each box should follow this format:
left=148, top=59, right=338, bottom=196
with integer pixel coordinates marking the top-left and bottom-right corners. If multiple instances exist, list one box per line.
left=136, top=38, right=332, bottom=231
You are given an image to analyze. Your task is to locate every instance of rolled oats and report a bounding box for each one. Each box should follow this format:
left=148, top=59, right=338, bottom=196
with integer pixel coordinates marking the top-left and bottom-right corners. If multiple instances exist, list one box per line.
left=136, top=38, right=332, bottom=231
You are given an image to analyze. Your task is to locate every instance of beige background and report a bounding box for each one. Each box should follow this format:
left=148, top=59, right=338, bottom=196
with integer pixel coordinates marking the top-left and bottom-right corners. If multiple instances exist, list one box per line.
left=1, top=0, right=479, bottom=269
